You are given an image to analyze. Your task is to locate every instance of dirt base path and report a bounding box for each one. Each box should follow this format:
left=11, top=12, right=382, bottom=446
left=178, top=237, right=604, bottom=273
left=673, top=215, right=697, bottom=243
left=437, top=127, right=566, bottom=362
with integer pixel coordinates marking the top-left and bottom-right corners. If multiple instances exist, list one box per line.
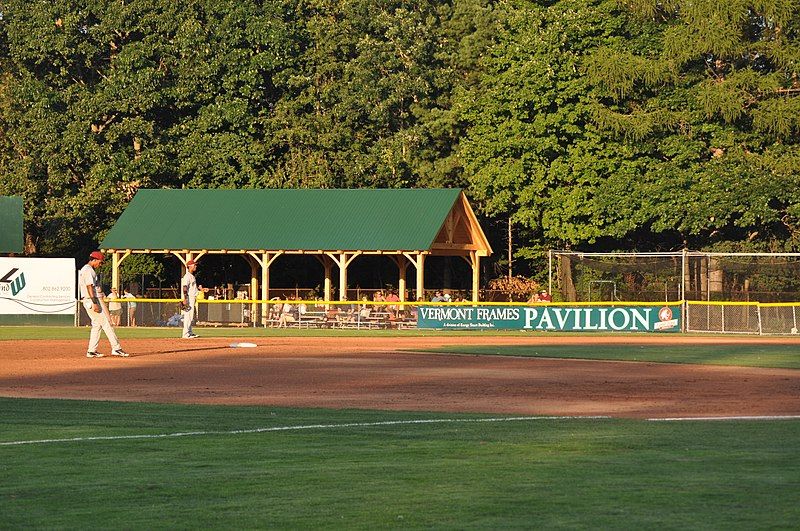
left=1, top=335, right=799, bottom=419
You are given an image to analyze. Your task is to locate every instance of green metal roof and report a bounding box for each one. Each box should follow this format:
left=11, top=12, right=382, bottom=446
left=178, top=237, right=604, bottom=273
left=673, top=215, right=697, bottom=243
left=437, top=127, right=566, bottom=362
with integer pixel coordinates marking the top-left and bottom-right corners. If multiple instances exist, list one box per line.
left=101, top=188, right=464, bottom=251
left=0, top=196, right=23, bottom=253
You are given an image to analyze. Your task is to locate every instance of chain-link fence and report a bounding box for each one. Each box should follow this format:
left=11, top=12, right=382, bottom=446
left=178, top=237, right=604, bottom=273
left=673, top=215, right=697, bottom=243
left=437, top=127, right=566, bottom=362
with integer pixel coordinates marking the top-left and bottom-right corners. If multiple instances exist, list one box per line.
left=685, top=302, right=761, bottom=334
left=551, top=251, right=800, bottom=303
left=759, top=304, right=800, bottom=335
left=77, top=300, right=261, bottom=328
left=685, top=301, right=800, bottom=335
left=76, top=299, right=421, bottom=329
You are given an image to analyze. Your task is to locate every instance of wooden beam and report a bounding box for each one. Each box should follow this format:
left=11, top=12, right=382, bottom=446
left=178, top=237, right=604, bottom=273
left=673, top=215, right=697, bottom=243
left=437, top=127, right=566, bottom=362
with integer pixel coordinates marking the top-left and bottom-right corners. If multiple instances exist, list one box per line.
left=325, top=252, right=361, bottom=300
left=405, top=253, right=425, bottom=301
left=241, top=254, right=259, bottom=325
left=389, top=255, right=410, bottom=301
left=430, top=242, right=482, bottom=251
left=459, top=192, right=493, bottom=255
left=247, top=251, right=283, bottom=325
left=314, top=255, right=335, bottom=301
left=111, top=252, right=120, bottom=291
left=117, top=249, right=132, bottom=266
left=263, top=252, right=280, bottom=324
left=470, top=251, right=480, bottom=302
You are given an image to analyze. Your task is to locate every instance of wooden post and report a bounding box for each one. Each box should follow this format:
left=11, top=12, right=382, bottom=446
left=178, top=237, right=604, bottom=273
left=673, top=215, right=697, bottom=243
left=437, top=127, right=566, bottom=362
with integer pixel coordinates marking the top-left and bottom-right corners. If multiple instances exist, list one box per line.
left=415, top=253, right=426, bottom=300
left=339, top=253, right=348, bottom=300
left=471, top=251, right=480, bottom=302
left=251, top=251, right=282, bottom=326
left=398, top=258, right=408, bottom=302
left=249, top=257, right=258, bottom=326
left=389, top=255, right=409, bottom=301
left=315, top=255, right=335, bottom=302
left=325, top=261, right=333, bottom=301
left=461, top=252, right=481, bottom=302
left=324, top=252, right=360, bottom=301
left=111, top=251, right=120, bottom=291
left=262, top=253, right=270, bottom=325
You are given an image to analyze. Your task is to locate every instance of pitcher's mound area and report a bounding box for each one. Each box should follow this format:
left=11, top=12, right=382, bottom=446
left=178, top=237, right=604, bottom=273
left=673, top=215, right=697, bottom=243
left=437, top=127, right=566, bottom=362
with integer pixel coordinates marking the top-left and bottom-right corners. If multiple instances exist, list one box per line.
left=2, top=335, right=799, bottom=419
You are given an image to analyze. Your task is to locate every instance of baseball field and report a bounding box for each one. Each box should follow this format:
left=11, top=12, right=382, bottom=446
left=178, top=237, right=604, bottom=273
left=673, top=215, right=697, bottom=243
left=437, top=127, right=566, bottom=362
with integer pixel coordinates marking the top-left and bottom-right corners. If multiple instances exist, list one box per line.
left=2, top=327, right=799, bottom=528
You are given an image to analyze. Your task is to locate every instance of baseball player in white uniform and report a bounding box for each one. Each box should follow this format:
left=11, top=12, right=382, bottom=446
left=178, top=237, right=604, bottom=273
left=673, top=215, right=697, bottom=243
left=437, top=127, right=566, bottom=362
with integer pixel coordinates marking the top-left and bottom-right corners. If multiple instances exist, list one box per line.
left=181, top=259, right=199, bottom=338
left=79, top=251, right=128, bottom=358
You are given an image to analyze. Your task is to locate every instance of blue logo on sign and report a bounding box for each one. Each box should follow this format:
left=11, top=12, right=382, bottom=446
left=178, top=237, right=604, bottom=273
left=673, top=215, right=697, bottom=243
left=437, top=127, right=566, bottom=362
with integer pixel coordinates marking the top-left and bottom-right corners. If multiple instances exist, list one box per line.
left=0, top=268, right=26, bottom=296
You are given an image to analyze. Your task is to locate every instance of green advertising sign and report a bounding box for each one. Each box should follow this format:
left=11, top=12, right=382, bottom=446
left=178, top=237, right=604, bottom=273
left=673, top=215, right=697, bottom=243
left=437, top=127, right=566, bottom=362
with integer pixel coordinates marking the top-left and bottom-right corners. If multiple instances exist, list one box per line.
left=0, top=196, right=23, bottom=254
left=417, top=304, right=682, bottom=332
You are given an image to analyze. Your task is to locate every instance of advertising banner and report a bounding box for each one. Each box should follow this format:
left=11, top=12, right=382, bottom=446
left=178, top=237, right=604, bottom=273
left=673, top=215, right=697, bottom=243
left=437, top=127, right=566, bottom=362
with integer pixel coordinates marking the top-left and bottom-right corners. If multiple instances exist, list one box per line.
left=0, top=258, right=76, bottom=316
left=417, top=304, right=682, bottom=332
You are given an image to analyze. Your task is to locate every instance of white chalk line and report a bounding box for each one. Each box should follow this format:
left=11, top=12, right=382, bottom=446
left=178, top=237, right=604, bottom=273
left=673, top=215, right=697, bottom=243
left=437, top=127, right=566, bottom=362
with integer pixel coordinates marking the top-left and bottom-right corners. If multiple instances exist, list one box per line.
left=648, top=415, right=800, bottom=422
left=6, top=414, right=799, bottom=446
left=0, top=415, right=610, bottom=447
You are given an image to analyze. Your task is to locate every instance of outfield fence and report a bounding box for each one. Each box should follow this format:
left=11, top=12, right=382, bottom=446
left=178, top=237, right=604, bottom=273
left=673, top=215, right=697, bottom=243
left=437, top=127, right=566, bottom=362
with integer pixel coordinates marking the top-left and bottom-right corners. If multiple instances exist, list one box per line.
left=76, top=299, right=420, bottom=330
left=686, top=301, right=800, bottom=335
left=70, top=298, right=800, bottom=335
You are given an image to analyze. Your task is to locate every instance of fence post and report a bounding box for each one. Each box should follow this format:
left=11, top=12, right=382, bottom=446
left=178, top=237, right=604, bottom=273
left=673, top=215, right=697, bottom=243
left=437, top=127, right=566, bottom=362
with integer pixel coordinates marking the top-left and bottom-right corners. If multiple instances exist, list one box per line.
left=757, top=303, right=763, bottom=336
left=681, top=249, right=687, bottom=301
left=682, top=301, right=687, bottom=332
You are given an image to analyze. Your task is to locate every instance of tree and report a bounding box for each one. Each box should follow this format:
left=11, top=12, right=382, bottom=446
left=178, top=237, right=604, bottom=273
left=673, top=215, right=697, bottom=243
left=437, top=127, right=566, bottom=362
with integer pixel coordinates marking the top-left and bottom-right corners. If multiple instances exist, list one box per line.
left=97, top=253, right=165, bottom=291
left=458, top=0, right=643, bottom=267
left=261, top=0, right=500, bottom=189
left=0, top=0, right=500, bottom=257
left=458, top=0, right=800, bottom=277
left=586, top=0, right=800, bottom=250
left=0, top=0, right=296, bottom=255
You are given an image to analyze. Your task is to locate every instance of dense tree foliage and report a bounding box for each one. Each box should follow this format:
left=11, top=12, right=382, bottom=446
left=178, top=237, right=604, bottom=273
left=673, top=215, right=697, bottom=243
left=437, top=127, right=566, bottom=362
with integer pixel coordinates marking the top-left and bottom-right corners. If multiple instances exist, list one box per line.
left=0, top=0, right=798, bottom=276
left=0, top=0, right=297, bottom=255
left=585, top=0, right=800, bottom=252
left=460, top=0, right=800, bottom=262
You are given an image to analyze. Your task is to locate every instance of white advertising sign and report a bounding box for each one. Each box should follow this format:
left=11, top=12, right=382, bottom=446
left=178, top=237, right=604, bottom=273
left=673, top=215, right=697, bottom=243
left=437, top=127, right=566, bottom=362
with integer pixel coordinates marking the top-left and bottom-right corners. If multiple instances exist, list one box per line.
left=0, top=258, right=76, bottom=315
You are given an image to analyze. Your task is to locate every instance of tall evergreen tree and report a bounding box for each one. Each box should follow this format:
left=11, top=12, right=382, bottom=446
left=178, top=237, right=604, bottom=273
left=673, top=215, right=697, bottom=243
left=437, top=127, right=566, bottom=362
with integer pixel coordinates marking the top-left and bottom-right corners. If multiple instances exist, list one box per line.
left=586, top=0, right=800, bottom=251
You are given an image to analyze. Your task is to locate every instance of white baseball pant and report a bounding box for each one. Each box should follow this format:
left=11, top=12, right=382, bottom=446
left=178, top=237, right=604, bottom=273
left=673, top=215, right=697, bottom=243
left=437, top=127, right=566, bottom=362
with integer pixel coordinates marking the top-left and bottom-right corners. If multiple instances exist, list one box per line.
left=83, top=298, right=122, bottom=353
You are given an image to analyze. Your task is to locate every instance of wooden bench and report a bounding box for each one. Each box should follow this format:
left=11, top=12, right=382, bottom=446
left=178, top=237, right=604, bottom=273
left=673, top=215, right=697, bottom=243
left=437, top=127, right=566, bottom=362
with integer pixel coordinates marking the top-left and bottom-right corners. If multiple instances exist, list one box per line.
left=298, top=311, right=326, bottom=328
left=363, top=312, right=391, bottom=329
left=197, top=321, right=251, bottom=328
left=396, top=318, right=418, bottom=330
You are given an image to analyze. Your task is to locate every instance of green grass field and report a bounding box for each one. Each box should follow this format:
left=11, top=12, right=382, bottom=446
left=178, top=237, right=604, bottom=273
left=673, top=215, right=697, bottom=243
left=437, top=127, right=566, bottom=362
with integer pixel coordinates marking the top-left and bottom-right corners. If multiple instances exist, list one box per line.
left=1, top=398, right=799, bottom=529
left=425, top=344, right=800, bottom=369
left=2, top=328, right=799, bottom=527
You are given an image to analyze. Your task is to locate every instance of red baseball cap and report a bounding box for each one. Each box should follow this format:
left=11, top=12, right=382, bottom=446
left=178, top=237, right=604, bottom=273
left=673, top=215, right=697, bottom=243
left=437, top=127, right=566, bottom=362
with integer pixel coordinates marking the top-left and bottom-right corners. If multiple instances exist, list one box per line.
left=187, top=259, right=196, bottom=266
left=89, top=251, right=104, bottom=261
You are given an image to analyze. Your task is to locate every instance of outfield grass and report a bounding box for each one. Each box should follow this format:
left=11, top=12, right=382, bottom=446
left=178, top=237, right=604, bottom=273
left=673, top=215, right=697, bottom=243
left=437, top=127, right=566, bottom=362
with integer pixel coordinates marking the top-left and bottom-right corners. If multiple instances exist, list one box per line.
left=425, top=344, right=800, bottom=369
left=1, top=398, right=798, bottom=529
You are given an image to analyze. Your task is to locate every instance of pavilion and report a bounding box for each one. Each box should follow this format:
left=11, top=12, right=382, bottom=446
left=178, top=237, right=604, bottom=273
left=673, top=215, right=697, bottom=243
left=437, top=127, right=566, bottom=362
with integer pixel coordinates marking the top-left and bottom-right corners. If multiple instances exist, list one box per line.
left=100, top=188, right=492, bottom=322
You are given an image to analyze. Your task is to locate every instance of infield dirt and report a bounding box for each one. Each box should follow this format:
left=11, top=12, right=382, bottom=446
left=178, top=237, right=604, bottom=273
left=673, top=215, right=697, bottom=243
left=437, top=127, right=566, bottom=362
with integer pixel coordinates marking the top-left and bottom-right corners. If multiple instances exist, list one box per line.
left=1, top=335, right=799, bottom=419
